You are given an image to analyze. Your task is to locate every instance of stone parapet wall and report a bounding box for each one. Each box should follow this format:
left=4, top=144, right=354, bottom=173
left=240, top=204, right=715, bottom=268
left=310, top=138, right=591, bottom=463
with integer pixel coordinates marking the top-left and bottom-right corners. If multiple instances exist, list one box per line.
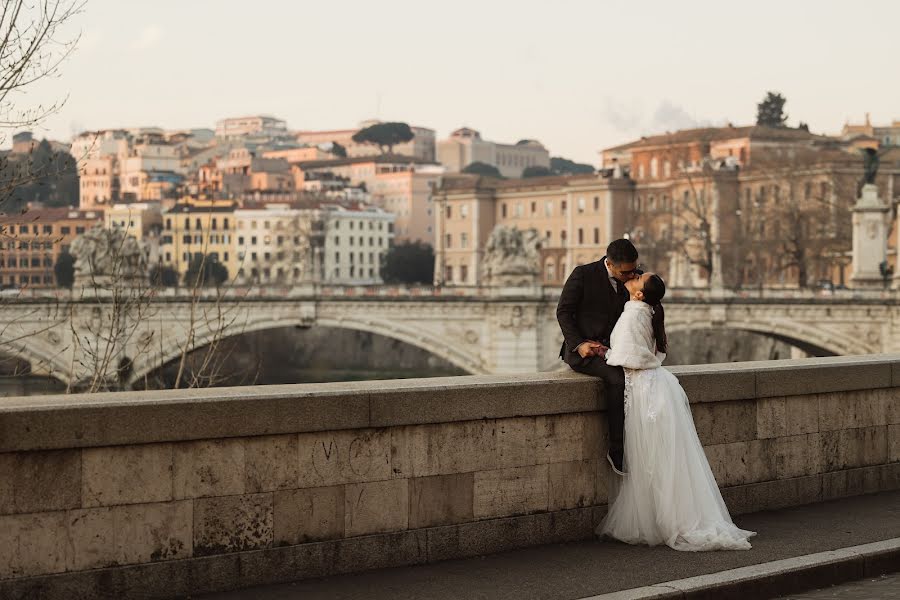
left=1, top=355, right=900, bottom=598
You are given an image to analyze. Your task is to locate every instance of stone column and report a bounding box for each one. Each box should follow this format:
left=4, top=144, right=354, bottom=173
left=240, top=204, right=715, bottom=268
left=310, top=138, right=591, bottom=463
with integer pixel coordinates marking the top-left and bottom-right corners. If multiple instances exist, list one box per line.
left=851, top=184, right=890, bottom=289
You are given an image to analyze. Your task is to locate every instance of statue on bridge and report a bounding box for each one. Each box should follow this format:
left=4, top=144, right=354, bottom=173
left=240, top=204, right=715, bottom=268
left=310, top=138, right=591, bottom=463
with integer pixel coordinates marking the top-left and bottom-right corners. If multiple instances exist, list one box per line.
left=70, top=225, right=147, bottom=289
left=482, top=225, right=542, bottom=287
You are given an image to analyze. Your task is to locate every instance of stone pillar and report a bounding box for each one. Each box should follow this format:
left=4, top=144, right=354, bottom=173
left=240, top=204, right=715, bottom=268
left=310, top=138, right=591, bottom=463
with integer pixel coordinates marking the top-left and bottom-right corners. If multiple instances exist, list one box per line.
left=851, top=183, right=890, bottom=289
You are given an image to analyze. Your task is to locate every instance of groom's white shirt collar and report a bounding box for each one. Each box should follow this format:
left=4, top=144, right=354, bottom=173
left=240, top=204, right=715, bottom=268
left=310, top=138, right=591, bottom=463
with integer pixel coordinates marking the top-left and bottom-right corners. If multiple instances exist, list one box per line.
left=604, top=259, right=620, bottom=292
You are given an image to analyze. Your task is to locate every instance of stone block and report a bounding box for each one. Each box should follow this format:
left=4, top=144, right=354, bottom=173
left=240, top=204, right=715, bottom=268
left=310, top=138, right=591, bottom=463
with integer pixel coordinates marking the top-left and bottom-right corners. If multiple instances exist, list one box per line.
left=114, top=500, right=192, bottom=564
left=774, top=433, right=822, bottom=480
left=0, top=449, right=81, bottom=515
left=821, top=426, right=888, bottom=472
left=173, top=439, right=245, bottom=499
left=690, top=400, right=757, bottom=446
left=66, top=507, right=117, bottom=571
left=428, top=513, right=542, bottom=561
left=245, top=435, right=299, bottom=493
left=391, top=420, right=497, bottom=479
left=473, top=464, right=549, bottom=520
left=408, top=473, right=473, bottom=529
left=331, top=530, right=427, bottom=575
left=675, top=368, right=756, bottom=403
left=368, top=375, right=599, bottom=427
left=819, top=390, right=889, bottom=432
left=581, top=412, right=608, bottom=458
left=0, top=511, right=68, bottom=578
left=703, top=444, right=728, bottom=485
left=885, top=387, right=900, bottom=424
left=535, top=414, right=584, bottom=464
left=724, top=439, right=775, bottom=486
left=194, top=493, right=273, bottom=557
left=273, top=486, right=344, bottom=545
left=345, top=479, right=408, bottom=537
left=548, top=460, right=599, bottom=511
left=533, top=507, right=595, bottom=545
left=82, top=443, right=173, bottom=507
left=298, top=428, right=390, bottom=488
left=756, top=360, right=890, bottom=398
left=890, top=424, right=900, bottom=463
left=757, top=396, right=819, bottom=439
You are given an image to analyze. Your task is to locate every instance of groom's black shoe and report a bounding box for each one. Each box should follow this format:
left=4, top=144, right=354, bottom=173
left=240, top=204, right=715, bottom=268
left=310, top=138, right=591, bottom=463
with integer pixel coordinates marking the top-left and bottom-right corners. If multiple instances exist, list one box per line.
left=607, top=450, right=627, bottom=476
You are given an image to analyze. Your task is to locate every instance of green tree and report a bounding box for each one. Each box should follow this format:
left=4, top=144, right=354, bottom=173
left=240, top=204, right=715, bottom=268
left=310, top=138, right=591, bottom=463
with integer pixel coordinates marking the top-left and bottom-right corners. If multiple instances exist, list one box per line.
left=149, top=264, right=179, bottom=287
left=330, top=141, right=347, bottom=158
left=54, top=251, right=75, bottom=288
left=462, top=161, right=502, bottom=177
left=550, top=156, right=595, bottom=175
left=351, top=122, right=415, bottom=154
left=756, top=91, right=788, bottom=128
left=184, top=254, right=229, bottom=287
left=522, top=166, right=554, bottom=178
left=380, top=241, right=434, bottom=284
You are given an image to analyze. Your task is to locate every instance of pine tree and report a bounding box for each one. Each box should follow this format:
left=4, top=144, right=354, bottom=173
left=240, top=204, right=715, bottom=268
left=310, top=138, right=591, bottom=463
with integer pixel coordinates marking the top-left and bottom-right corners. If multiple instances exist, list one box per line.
left=756, top=91, right=788, bottom=128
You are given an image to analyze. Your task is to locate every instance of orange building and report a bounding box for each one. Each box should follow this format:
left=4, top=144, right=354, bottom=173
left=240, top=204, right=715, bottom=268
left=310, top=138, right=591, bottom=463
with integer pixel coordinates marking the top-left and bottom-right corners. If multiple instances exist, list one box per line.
left=0, top=207, right=104, bottom=288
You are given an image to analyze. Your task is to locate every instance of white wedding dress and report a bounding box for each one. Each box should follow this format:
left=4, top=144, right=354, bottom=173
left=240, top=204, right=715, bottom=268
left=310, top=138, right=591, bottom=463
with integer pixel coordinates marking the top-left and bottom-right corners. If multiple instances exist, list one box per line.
left=597, top=300, right=756, bottom=551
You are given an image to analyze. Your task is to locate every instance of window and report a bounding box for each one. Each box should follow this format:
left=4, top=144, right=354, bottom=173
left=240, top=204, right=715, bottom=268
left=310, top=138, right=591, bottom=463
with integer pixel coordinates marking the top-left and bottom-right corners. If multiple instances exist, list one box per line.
left=251, top=236, right=257, bottom=245
left=560, top=230, right=567, bottom=243
left=578, top=228, right=584, bottom=244
left=545, top=201, right=552, bottom=217
left=195, top=218, right=201, bottom=230
left=166, top=218, right=172, bottom=230
left=501, top=204, right=507, bottom=218
left=593, top=228, right=599, bottom=244
left=446, top=205, right=452, bottom=218
left=460, top=204, right=468, bottom=218
left=223, top=218, right=229, bottom=229
left=577, top=197, right=585, bottom=213
left=42, top=225, right=52, bottom=234
left=238, top=236, right=244, bottom=245
left=515, top=204, right=523, bottom=217
left=531, top=201, right=537, bottom=214
left=593, top=196, right=599, bottom=211
left=545, top=230, right=551, bottom=244
left=182, top=234, right=191, bottom=244
left=211, top=218, right=218, bottom=230
left=461, top=233, right=468, bottom=248
left=445, top=266, right=453, bottom=282
left=561, top=199, right=567, bottom=211
left=76, top=227, right=85, bottom=234
left=445, top=233, right=452, bottom=248
left=460, top=265, right=468, bottom=282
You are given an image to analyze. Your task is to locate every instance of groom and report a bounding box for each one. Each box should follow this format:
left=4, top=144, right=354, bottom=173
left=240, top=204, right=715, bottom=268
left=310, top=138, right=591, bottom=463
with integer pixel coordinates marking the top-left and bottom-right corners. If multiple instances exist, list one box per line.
left=556, top=239, right=641, bottom=475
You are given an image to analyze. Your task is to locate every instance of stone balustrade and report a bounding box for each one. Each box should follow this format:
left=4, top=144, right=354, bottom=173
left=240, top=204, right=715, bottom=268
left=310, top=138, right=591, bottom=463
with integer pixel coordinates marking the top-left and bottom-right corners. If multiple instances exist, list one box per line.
left=1, top=355, right=899, bottom=599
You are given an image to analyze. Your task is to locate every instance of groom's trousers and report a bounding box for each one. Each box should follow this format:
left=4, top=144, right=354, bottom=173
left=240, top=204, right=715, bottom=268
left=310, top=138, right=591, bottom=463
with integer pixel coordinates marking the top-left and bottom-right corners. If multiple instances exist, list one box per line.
left=571, top=358, right=626, bottom=454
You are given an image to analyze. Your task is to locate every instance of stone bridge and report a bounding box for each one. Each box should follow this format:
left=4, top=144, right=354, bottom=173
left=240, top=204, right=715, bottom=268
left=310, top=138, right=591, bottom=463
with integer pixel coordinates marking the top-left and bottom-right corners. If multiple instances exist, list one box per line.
left=1, top=285, right=899, bottom=386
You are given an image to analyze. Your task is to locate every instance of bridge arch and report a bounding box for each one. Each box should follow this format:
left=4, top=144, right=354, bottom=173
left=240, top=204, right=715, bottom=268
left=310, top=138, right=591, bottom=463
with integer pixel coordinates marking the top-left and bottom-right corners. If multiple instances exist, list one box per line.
left=128, top=314, right=488, bottom=385
left=664, top=317, right=871, bottom=358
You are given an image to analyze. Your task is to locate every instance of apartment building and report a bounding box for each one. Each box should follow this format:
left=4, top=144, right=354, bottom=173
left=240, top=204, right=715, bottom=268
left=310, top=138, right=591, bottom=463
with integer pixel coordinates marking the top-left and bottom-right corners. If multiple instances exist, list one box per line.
left=437, top=127, right=551, bottom=178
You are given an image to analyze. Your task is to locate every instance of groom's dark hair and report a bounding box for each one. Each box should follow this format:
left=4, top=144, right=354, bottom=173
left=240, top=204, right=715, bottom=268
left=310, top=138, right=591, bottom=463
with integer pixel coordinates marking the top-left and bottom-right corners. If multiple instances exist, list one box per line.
left=607, top=239, right=638, bottom=264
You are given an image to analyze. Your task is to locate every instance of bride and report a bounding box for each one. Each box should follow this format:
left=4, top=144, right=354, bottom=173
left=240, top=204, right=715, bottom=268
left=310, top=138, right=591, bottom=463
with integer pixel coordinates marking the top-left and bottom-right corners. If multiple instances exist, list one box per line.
left=597, top=272, right=756, bottom=551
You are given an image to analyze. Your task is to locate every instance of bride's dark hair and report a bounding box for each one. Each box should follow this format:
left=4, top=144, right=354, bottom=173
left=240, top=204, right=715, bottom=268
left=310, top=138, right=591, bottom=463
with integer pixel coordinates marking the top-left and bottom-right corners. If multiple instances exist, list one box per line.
left=642, top=274, right=667, bottom=353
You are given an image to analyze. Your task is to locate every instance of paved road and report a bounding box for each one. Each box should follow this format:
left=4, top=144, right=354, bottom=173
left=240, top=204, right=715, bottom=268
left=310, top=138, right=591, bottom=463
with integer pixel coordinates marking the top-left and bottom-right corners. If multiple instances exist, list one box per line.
left=777, top=572, right=900, bottom=599
left=192, top=490, right=900, bottom=600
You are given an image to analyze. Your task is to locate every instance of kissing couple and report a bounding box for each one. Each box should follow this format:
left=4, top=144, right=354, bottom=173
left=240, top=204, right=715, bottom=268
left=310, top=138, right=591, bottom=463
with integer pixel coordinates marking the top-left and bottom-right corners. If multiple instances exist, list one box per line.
left=556, top=239, right=755, bottom=551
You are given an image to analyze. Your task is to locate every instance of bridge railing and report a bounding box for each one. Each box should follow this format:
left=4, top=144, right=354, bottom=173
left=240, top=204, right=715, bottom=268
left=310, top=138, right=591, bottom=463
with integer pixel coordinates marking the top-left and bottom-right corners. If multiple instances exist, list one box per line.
left=3, top=283, right=900, bottom=302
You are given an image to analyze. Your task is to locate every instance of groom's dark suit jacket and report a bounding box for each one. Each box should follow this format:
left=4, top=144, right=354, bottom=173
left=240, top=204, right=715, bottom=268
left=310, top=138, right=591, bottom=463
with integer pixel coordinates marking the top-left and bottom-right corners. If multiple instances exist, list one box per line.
left=556, top=257, right=628, bottom=367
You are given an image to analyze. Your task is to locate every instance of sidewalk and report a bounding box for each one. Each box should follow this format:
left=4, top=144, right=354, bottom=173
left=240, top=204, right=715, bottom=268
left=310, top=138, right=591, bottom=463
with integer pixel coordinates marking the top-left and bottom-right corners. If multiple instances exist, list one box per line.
left=193, top=490, right=900, bottom=600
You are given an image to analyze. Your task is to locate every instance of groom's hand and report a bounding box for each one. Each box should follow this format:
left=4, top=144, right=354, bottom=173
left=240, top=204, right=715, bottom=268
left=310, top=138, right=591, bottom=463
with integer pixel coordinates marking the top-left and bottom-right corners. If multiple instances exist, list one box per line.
left=577, top=341, right=603, bottom=358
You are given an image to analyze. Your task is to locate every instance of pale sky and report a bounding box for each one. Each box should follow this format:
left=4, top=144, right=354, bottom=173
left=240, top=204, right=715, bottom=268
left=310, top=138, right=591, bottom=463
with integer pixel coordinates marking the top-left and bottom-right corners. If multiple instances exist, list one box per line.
left=18, top=0, right=900, bottom=163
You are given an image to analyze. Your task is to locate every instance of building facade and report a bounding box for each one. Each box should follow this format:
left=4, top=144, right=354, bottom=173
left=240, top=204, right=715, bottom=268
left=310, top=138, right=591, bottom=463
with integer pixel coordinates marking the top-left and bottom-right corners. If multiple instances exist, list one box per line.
left=437, top=127, right=551, bottom=178
left=215, top=116, right=288, bottom=140
left=433, top=174, right=631, bottom=286
left=0, top=208, right=103, bottom=288
left=159, top=200, right=237, bottom=281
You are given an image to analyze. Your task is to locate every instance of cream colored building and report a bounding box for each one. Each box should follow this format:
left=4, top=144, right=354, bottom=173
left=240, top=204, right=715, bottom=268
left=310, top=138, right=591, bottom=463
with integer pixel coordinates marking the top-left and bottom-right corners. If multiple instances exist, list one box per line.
left=159, top=200, right=237, bottom=281
left=437, top=127, right=551, bottom=178
left=233, top=203, right=312, bottom=285
left=368, top=164, right=444, bottom=245
left=321, top=204, right=394, bottom=285
left=295, top=120, right=436, bottom=162
left=433, top=174, right=631, bottom=286
left=215, top=116, right=288, bottom=139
